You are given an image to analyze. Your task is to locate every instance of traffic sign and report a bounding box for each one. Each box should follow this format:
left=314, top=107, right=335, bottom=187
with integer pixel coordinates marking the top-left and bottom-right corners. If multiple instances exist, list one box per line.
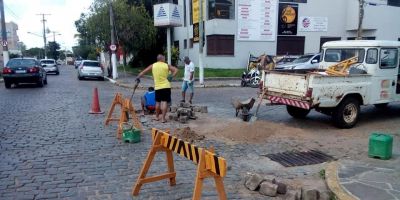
left=109, top=44, right=117, bottom=51
left=2, top=40, right=8, bottom=47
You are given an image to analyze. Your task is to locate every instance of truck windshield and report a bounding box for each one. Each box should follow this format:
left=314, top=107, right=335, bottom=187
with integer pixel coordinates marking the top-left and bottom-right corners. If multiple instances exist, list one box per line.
left=325, top=49, right=365, bottom=63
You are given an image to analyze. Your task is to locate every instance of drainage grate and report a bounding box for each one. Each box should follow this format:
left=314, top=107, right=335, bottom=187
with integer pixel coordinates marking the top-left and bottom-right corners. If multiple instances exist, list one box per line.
left=264, top=150, right=336, bottom=167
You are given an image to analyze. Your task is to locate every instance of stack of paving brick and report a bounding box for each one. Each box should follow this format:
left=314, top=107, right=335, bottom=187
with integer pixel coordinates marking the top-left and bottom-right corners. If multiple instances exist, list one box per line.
left=169, top=102, right=208, bottom=123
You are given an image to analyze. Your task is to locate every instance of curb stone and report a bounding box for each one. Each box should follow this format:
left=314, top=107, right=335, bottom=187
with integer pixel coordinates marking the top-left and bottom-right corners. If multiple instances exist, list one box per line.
left=325, top=161, right=358, bottom=200
left=105, top=76, right=241, bottom=89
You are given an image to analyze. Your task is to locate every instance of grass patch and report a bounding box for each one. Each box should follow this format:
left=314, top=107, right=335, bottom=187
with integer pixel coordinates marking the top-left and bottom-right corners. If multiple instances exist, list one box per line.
left=319, top=169, right=326, bottom=180
left=118, top=65, right=244, bottom=78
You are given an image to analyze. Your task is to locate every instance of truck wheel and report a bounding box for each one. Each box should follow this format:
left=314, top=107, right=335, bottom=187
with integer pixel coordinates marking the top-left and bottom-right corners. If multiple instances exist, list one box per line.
left=332, top=97, right=360, bottom=129
left=286, top=105, right=310, bottom=118
left=374, top=103, right=388, bottom=109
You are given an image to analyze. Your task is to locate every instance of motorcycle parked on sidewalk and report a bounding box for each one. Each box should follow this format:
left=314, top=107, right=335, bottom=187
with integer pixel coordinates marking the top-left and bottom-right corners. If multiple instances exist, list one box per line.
left=241, top=68, right=260, bottom=88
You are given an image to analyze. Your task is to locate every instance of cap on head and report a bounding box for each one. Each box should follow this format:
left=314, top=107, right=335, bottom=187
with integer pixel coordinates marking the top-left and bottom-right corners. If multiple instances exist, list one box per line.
left=184, top=56, right=190, bottom=63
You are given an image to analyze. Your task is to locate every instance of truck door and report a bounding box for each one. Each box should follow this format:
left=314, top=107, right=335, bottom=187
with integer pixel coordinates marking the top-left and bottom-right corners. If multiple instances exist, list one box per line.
left=374, top=48, right=399, bottom=102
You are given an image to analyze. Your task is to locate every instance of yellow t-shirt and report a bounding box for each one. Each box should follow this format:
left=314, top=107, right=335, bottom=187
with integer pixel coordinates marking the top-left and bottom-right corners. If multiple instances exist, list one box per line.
left=152, top=61, right=171, bottom=90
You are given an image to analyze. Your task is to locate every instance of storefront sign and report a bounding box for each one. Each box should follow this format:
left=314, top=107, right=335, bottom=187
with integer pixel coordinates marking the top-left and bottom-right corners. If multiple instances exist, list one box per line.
left=192, top=0, right=206, bottom=24
left=237, top=0, right=278, bottom=41
left=298, top=16, right=328, bottom=32
left=278, top=3, right=298, bottom=35
left=153, top=3, right=183, bottom=27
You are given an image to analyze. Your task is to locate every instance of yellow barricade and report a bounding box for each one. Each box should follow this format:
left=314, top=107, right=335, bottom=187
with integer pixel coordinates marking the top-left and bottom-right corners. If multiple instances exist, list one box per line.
left=132, top=128, right=227, bottom=200
left=105, top=92, right=142, bottom=139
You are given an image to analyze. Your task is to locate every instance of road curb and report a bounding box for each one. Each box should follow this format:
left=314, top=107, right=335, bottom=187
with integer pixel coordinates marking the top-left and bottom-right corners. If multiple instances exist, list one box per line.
left=325, top=161, right=358, bottom=200
left=105, top=76, right=241, bottom=89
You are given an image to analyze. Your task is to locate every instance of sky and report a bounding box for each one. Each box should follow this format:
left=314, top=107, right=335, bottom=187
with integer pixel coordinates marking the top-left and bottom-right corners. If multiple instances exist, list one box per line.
left=4, top=0, right=93, bottom=50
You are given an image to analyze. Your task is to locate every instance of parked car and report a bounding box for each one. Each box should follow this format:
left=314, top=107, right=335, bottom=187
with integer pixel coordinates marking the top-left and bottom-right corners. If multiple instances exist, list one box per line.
left=77, top=60, right=104, bottom=80
left=2, top=58, right=47, bottom=88
left=274, top=55, right=300, bottom=65
left=275, top=53, right=321, bottom=70
left=40, top=59, right=59, bottom=75
left=74, top=58, right=82, bottom=69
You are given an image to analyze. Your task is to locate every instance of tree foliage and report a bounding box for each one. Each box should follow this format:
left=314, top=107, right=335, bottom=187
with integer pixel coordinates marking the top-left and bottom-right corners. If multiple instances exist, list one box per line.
left=48, top=41, right=61, bottom=60
left=74, top=0, right=159, bottom=66
left=24, top=47, right=45, bottom=59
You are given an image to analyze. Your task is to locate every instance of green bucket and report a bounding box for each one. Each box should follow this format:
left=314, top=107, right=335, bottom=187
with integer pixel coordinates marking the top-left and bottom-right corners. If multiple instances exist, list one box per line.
left=122, top=123, right=141, bottom=143
left=368, top=133, right=393, bottom=160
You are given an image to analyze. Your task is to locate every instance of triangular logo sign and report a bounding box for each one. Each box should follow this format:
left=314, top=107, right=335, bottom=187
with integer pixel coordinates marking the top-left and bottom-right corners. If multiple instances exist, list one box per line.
left=157, top=6, right=167, bottom=18
left=172, top=6, right=180, bottom=18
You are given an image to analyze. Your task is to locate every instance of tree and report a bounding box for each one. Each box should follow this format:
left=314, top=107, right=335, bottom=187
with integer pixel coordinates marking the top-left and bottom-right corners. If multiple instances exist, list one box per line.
left=24, top=47, right=45, bottom=59
left=74, top=0, right=159, bottom=67
left=48, top=41, right=61, bottom=60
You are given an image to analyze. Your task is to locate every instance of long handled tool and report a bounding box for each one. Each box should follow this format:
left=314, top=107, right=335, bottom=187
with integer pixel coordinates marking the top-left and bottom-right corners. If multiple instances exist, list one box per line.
left=249, top=89, right=267, bottom=123
left=125, top=81, right=140, bottom=121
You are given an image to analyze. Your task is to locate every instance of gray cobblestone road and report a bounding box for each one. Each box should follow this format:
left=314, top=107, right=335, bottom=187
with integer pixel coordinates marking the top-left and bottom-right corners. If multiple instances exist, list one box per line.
left=0, top=66, right=267, bottom=200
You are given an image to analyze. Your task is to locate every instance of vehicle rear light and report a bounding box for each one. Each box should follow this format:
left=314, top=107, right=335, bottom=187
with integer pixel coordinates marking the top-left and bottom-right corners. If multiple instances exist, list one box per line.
left=28, top=67, right=39, bottom=73
left=305, top=88, right=313, bottom=98
left=2, top=67, right=12, bottom=74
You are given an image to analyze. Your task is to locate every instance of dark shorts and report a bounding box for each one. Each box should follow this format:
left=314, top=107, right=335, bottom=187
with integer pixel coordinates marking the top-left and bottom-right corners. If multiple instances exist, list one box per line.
left=155, top=88, right=171, bottom=103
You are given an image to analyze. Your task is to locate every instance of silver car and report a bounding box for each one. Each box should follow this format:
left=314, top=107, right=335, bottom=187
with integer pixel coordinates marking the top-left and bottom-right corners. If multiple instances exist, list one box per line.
left=77, top=60, right=104, bottom=80
left=275, top=53, right=321, bottom=70
left=40, top=59, right=59, bottom=75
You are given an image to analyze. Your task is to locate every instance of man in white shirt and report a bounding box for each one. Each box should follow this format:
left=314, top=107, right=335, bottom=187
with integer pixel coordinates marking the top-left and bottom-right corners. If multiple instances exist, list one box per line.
left=181, top=56, right=195, bottom=104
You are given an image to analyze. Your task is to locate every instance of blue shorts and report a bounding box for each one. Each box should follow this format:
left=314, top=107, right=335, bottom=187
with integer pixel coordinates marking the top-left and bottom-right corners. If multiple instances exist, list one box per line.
left=182, top=81, right=194, bottom=93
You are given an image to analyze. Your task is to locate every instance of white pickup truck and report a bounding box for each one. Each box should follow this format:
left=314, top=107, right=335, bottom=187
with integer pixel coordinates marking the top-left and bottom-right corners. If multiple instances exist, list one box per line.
left=263, top=40, right=400, bottom=128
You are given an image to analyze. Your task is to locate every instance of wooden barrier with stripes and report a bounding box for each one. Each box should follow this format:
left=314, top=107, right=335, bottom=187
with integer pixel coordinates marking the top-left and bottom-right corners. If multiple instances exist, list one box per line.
left=132, top=128, right=227, bottom=200
left=105, top=92, right=142, bottom=139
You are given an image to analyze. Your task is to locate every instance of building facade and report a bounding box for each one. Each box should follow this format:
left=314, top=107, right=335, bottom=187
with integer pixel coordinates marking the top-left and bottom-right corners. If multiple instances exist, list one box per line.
left=172, top=0, right=400, bottom=68
left=0, top=21, right=20, bottom=66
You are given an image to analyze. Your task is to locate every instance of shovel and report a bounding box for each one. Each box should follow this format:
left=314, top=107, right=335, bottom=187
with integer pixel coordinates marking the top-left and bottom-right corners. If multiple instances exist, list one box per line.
left=249, top=89, right=266, bottom=123
left=125, top=81, right=140, bottom=120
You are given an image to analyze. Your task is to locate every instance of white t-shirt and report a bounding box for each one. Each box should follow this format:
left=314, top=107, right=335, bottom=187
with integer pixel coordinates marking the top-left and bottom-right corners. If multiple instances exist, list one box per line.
left=184, top=61, right=195, bottom=81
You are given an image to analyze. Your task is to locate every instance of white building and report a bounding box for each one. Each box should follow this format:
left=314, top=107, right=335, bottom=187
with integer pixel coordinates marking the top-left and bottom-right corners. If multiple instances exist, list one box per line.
left=0, top=21, right=20, bottom=66
left=172, top=0, right=400, bottom=68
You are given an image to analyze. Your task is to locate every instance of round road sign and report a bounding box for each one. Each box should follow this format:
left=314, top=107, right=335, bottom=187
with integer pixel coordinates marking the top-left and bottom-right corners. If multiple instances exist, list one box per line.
left=109, top=44, right=117, bottom=51
left=2, top=40, right=8, bottom=47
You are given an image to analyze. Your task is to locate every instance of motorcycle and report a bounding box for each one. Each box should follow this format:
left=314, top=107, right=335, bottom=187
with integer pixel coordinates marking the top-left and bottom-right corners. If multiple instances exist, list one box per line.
left=241, top=68, right=260, bottom=88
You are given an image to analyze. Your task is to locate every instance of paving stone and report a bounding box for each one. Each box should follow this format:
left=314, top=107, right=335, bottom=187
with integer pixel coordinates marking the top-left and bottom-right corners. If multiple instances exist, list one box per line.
left=244, top=173, right=263, bottom=191
left=258, top=181, right=278, bottom=197
left=342, top=182, right=396, bottom=200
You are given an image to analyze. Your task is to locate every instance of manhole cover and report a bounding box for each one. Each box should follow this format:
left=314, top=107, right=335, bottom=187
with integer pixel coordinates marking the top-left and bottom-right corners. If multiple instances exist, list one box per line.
left=264, top=150, right=336, bottom=167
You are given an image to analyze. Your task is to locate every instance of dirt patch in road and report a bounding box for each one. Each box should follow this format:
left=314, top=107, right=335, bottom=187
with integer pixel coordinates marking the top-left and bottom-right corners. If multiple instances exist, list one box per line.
left=189, top=116, right=311, bottom=144
left=172, top=127, right=205, bottom=144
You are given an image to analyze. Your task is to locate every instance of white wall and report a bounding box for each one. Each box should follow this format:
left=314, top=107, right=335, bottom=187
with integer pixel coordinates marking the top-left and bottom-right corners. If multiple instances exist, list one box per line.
left=173, top=0, right=400, bottom=69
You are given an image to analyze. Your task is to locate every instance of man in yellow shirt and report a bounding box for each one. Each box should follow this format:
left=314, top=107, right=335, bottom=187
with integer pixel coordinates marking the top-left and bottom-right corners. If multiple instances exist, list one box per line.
left=136, top=54, right=178, bottom=123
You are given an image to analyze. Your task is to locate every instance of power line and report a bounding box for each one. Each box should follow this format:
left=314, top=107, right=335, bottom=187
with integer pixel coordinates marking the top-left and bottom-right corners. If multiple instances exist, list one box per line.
left=4, top=4, right=20, bottom=20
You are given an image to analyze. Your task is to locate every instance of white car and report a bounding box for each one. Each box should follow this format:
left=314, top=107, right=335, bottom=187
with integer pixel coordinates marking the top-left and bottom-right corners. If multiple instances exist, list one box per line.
left=40, top=59, right=59, bottom=75
left=77, top=60, right=104, bottom=81
left=275, top=53, right=321, bottom=70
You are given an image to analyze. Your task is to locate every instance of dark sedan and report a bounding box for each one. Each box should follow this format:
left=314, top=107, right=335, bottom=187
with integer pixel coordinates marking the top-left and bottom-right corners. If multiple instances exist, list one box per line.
left=2, top=58, right=48, bottom=88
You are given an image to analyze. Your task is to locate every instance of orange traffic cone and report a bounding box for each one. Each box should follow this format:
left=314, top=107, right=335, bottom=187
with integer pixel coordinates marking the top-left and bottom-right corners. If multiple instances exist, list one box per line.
left=89, top=87, right=104, bottom=114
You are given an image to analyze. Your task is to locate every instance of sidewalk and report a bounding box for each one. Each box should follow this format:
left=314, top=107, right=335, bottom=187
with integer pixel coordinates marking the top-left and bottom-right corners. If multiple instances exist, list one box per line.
left=107, top=71, right=242, bottom=89
left=327, top=160, right=400, bottom=200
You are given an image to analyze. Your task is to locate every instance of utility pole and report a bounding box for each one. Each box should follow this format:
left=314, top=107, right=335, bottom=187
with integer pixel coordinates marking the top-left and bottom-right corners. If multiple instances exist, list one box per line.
left=37, top=13, right=50, bottom=59
left=357, top=0, right=364, bottom=40
left=198, top=0, right=204, bottom=85
left=0, top=0, right=9, bottom=67
left=109, top=0, right=118, bottom=79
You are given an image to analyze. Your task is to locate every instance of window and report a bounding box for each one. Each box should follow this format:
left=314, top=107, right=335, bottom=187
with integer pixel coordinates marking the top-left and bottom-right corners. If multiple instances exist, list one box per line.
left=208, top=0, right=234, bottom=20
left=183, top=0, right=187, bottom=26
left=207, top=35, right=234, bottom=56
left=190, top=38, right=194, bottom=48
left=325, top=49, right=365, bottom=63
left=347, top=37, right=376, bottom=40
left=388, top=0, right=400, bottom=7
left=184, top=39, right=187, bottom=49
left=380, top=48, right=398, bottom=69
left=277, top=36, right=305, bottom=55
left=173, top=41, right=179, bottom=50
left=366, top=49, right=378, bottom=64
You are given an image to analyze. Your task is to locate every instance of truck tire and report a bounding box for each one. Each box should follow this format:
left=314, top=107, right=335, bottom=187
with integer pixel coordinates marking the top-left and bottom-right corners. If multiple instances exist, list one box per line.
left=332, top=97, right=360, bottom=129
left=286, top=105, right=310, bottom=118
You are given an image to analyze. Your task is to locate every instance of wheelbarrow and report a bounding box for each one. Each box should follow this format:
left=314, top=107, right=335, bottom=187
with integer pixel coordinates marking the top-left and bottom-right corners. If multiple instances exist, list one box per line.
left=231, top=97, right=256, bottom=121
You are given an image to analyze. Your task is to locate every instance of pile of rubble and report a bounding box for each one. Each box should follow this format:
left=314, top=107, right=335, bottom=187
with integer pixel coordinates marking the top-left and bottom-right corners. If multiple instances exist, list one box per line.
left=244, top=173, right=332, bottom=200
left=172, top=127, right=205, bottom=144
left=169, top=102, right=208, bottom=123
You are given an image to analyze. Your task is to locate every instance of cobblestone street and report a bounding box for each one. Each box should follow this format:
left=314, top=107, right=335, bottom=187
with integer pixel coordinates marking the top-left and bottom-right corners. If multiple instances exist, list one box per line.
left=1, top=66, right=399, bottom=200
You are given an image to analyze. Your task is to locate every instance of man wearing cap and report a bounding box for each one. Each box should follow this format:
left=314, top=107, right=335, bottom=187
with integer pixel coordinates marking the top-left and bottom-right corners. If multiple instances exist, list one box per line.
left=136, top=54, right=178, bottom=123
left=181, top=56, right=195, bottom=104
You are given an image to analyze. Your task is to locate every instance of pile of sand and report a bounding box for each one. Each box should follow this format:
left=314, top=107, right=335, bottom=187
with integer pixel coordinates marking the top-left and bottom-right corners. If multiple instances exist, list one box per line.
left=172, top=127, right=205, bottom=143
